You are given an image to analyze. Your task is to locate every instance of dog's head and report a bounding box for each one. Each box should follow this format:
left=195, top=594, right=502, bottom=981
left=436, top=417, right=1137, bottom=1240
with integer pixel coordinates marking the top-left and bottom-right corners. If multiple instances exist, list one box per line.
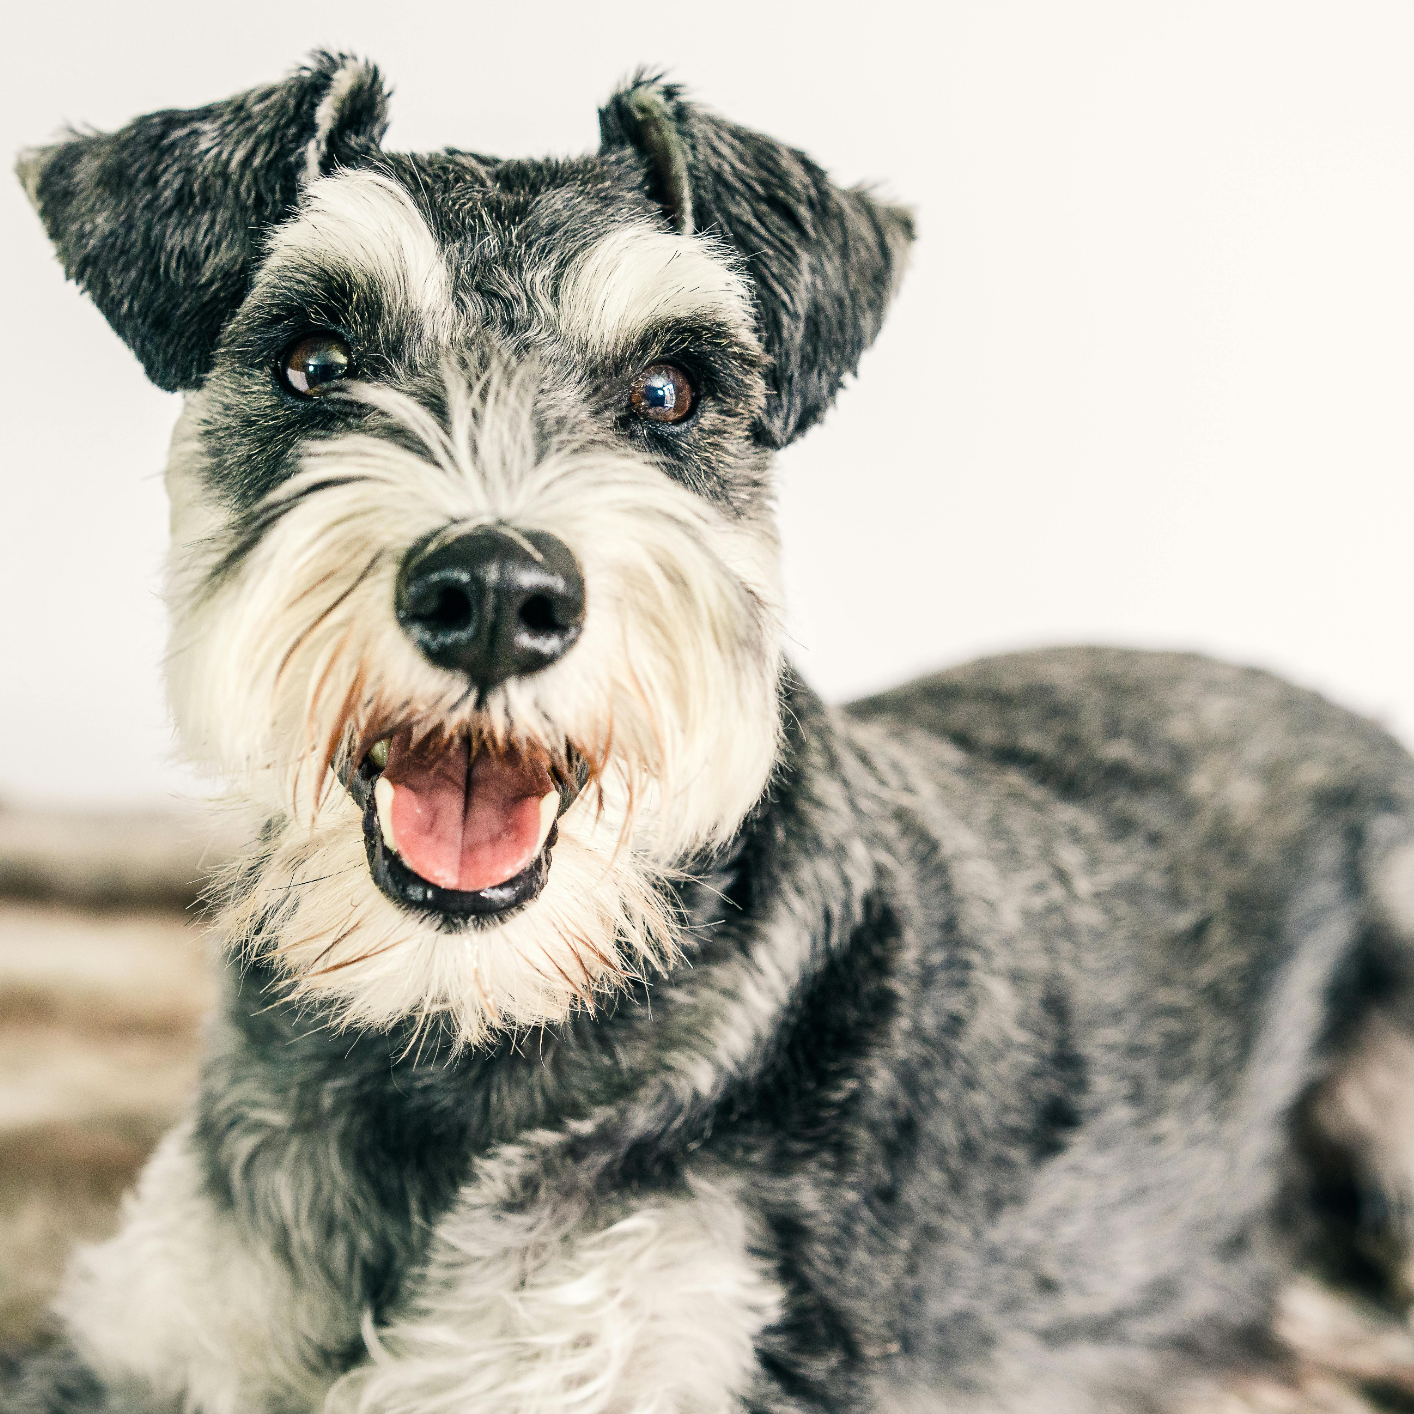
left=19, top=53, right=912, bottom=1042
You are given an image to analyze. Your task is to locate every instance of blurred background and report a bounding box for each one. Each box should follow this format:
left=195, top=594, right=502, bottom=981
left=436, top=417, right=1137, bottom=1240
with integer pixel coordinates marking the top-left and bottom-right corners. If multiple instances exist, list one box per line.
left=1, top=0, right=1413, bottom=1380
left=5, top=0, right=1414, bottom=806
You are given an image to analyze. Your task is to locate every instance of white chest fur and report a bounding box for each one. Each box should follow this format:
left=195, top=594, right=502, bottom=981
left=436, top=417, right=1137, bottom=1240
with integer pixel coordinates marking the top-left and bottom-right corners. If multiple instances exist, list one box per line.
left=56, top=1124, right=780, bottom=1414
left=329, top=1158, right=782, bottom=1414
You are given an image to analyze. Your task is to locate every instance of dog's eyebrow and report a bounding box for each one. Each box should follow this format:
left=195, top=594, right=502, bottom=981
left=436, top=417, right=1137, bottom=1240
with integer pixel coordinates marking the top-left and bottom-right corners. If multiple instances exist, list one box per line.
left=256, top=169, right=453, bottom=332
left=549, top=224, right=755, bottom=359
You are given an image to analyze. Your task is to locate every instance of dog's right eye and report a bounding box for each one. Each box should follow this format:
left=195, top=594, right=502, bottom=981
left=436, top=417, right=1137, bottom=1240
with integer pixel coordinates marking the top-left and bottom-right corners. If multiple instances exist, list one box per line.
left=280, top=332, right=353, bottom=397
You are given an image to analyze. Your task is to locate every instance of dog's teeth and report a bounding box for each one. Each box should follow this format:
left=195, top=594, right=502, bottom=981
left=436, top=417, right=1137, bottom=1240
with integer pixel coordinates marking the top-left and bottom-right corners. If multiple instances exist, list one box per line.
left=368, top=738, right=389, bottom=770
left=374, top=776, right=397, bottom=853
left=536, top=791, right=558, bottom=853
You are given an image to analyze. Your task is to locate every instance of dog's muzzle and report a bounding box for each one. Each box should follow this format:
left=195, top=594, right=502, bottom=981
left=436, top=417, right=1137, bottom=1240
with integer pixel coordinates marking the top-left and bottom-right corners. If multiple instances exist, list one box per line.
left=349, top=524, right=588, bottom=925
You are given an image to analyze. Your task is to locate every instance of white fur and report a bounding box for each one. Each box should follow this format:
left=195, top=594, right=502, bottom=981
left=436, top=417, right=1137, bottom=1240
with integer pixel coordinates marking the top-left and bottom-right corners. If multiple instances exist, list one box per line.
left=329, top=1155, right=780, bottom=1414
left=166, top=357, right=783, bottom=1043
left=55, top=1125, right=356, bottom=1414
left=261, top=170, right=453, bottom=341
left=61, top=1127, right=779, bottom=1414
left=550, top=224, right=754, bottom=359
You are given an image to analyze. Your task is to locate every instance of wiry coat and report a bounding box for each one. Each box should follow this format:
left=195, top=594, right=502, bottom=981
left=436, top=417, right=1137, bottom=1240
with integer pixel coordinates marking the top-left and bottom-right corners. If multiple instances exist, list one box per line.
left=11, top=52, right=1414, bottom=1414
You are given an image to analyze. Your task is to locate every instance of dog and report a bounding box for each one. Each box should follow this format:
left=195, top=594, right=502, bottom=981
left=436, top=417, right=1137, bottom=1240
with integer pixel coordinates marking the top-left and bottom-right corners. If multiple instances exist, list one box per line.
left=11, top=49, right=1414, bottom=1414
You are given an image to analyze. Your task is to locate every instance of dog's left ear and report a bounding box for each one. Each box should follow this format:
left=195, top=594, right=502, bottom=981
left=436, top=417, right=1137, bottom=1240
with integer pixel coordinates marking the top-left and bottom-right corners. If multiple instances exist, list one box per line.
left=16, top=52, right=390, bottom=392
left=600, top=77, right=915, bottom=447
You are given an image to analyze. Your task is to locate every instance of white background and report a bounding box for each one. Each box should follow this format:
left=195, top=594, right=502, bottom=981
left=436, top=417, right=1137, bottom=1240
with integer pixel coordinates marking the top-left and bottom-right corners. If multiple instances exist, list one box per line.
left=2, top=2, right=1411, bottom=806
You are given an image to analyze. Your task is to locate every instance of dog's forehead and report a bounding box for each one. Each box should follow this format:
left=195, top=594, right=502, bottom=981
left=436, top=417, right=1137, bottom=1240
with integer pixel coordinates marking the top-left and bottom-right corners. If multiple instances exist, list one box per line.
left=253, top=159, right=755, bottom=355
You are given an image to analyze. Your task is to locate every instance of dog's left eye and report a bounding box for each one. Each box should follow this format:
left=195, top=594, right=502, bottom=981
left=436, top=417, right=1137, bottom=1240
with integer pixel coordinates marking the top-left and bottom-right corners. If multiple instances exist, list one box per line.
left=629, top=364, right=695, bottom=425
left=280, top=332, right=353, bottom=397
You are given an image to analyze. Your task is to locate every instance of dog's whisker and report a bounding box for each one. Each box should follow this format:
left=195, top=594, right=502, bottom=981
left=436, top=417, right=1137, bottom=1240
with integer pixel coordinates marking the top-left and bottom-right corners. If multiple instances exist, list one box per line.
left=536, top=943, right=593, bottom=1009
left=293, top=914, right=366, bottom=974
left=266, top=867, right=361, bottom=894
left=273, top=551, right=384, bottom=698
left=302, top=934, right=410, bottom=979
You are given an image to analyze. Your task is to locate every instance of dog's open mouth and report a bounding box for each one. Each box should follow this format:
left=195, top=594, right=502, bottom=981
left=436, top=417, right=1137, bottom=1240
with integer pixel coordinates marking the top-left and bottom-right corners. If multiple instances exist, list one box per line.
left=347, top=729, right=584, bottom=924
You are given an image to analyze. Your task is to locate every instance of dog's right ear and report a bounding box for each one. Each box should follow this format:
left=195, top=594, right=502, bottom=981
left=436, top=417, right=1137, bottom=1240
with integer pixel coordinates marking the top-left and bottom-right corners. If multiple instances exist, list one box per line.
left=16, top=53, right=390, bottom=393
left=600, top=77, right=915, bottom=448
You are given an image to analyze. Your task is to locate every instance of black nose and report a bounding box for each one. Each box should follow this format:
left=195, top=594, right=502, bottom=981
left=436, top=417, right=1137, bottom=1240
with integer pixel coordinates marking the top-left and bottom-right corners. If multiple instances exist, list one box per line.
left=396, top=525, right=586, bottom=690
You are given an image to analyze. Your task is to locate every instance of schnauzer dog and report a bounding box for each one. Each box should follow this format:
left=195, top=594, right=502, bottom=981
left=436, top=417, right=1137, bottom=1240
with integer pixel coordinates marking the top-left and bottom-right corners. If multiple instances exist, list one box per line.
left=12, top=50, right=1414, bottom=1414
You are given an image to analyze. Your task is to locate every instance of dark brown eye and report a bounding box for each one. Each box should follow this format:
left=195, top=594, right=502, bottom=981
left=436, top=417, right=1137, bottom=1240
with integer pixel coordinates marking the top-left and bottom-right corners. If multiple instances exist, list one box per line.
left=280, top=332, right=352, bottom=397
left=628, top=364, right=695, bottom=424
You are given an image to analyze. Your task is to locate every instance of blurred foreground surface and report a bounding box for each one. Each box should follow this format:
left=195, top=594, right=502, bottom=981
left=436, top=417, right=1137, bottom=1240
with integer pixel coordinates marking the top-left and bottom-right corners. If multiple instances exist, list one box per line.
left=0, top=803, right=227, bottom=1355
left=3, top=807, right=1414, bottom=1409
left=0, top=902, right=212, bottom=1348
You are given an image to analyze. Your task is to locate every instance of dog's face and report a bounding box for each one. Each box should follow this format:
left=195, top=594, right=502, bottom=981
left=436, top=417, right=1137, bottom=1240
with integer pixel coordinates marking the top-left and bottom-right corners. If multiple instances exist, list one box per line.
left=20, top=54, right=911, bottom=1042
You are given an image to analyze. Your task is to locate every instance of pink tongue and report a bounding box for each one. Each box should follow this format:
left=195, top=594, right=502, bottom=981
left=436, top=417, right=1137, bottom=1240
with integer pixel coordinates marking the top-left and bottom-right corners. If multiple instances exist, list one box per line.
left=382, top=731, right=554, bottom=892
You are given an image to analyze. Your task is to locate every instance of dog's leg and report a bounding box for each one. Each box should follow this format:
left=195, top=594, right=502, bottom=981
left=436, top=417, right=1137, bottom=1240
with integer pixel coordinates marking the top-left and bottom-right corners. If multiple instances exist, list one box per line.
left=1304, top=1006, right=1414, bottom=1303
left=1296, top=836, right=1414, bottom=1306
left=4, top=1123, right=355, bottom=1414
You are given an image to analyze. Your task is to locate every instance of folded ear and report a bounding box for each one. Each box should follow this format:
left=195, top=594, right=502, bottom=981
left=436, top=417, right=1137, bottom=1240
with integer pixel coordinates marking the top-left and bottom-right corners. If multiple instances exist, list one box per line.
left=600, top=76, right=915, bottom=448
left=16, top=52, right=390, bottom=392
